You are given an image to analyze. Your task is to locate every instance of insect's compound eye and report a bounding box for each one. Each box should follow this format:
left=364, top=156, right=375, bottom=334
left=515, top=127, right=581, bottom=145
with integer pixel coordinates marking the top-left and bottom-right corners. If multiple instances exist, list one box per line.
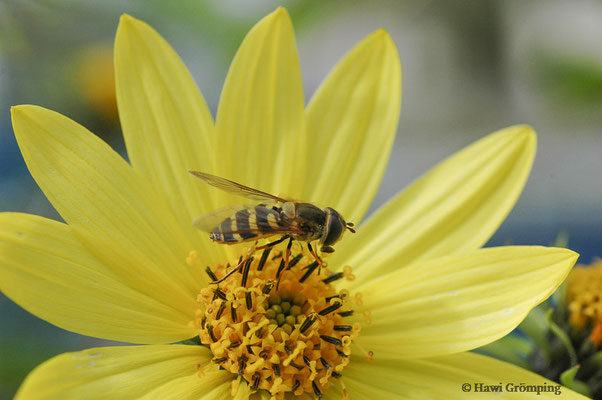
left=323, top=208, right=345, bottom=246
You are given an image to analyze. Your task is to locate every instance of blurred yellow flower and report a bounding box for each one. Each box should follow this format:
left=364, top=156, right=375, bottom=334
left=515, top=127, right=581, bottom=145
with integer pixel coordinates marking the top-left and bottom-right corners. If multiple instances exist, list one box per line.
left=568, top=259, right=602, bottom=332
left=71, top=43, right=118, bottom=121
left=1, top=8, right=587, bottom=400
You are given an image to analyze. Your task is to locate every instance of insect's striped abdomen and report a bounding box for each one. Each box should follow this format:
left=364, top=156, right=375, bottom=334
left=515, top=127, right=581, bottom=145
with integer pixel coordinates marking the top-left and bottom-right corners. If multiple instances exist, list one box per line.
left=209, top=205, right=285, bottom=244
left=209, top=217, right=237, bottom=243
left=234, top=209, right=257, bottom=240
left=255, top=206, right=287, bottom=232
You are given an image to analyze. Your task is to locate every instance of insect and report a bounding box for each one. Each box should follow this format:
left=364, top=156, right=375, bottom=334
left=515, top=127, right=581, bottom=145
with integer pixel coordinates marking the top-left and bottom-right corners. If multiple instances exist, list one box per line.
left=189, top=171, right=355, bottom=283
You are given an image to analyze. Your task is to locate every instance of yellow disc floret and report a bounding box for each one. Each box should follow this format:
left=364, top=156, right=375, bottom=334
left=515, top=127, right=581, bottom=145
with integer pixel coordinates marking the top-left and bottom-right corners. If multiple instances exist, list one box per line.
left=191, top=247, right=360, bottom=399
left=567, top=259, right=602, bottom=335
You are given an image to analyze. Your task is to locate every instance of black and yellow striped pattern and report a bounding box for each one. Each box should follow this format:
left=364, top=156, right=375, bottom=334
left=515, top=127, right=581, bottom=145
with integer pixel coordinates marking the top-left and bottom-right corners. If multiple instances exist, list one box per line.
left=209, top=205, right=287, bottom=244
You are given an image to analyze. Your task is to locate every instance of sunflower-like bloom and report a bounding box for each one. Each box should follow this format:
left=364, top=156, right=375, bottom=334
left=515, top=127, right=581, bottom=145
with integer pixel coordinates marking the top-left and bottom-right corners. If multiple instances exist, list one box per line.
left=1, top=8, right=587, bottom=400
left=486, top=259, right=602, bottom=398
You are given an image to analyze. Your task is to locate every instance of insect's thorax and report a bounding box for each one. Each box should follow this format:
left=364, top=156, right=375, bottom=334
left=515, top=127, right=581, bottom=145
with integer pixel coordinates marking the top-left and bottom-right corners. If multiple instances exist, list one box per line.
left=288, top=202, right=326, bottom=242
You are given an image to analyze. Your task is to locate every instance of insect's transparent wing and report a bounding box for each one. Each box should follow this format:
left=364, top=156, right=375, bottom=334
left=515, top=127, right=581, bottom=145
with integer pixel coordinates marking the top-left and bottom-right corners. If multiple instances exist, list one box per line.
left=193, top=204, right=306, bottom=236
left=189, top=171, right=288, bottom=203
left=193, top=204, right=257, bottom=232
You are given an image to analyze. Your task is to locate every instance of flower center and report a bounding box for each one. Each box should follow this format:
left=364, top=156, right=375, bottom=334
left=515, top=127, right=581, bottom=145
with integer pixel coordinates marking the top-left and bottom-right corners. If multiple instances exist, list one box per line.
left=567, top=261, right=602, bottom=331
left=191, top=247, right=360, bottom=398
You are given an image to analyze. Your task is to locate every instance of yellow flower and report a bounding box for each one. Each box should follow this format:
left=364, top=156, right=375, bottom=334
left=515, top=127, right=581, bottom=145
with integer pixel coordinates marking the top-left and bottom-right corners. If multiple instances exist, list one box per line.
left=567, top=259, right=602, bottom=332
left=0, top=8, right=587, bottom=399
left=71, top=43, right=118, bottom=121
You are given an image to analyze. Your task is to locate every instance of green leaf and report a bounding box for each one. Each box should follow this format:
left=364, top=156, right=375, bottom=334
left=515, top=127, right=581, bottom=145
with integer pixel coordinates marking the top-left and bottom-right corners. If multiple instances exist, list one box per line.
left=519, top=303, right=552, bottom=360
left=547, top=308, right=578, bottom=366
left=475, top=334, right=532, bottom=368
left=560, top=365, right=592, bottom=397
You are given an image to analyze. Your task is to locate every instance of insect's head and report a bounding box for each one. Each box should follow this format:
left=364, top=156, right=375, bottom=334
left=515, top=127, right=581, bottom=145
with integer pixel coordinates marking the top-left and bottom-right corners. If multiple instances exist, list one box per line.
left=320, top=207, right=355, bottom=253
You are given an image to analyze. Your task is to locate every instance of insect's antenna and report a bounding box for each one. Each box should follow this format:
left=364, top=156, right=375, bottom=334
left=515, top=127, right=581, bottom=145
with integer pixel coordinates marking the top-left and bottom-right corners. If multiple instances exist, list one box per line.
left=346, top=222, right=356, bottom=234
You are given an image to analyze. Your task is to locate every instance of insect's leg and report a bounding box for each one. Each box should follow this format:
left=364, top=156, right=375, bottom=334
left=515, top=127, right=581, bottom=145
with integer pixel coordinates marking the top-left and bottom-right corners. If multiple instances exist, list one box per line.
left=255, top=235, right=290, bottom=250
left=211, top=258, right=245, bottom=284
left=307, top=242, right=325, bottom=275
left=284, top=237, right=293, bottom=271
left=211, top=247, right=257, bottom=285
left=246, top=241, right=258, bottom=258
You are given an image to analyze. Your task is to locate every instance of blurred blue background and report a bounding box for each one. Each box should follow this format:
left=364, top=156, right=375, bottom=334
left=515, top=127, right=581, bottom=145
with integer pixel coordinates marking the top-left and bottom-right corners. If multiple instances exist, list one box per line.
left=1, top=0, right=601, bottom=398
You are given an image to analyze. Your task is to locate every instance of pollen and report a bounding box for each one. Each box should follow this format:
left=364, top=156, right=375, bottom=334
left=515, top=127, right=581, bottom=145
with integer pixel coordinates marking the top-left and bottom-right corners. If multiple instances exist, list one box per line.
left=191, top=247, right=360, bottom=399
left=566, top=259, right=602, bottom=332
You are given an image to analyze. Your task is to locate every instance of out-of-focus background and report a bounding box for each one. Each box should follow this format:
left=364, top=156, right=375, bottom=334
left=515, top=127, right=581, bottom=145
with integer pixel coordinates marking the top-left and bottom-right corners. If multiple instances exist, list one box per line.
left=1, top=0, right=601, bottom=397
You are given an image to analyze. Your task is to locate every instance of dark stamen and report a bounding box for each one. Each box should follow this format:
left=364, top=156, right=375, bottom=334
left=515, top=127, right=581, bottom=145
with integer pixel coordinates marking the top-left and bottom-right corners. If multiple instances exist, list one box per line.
left=212, top=357, right=227, bottom=364
left=262, top=280, right=275, bottom=294
left=215, top=302, right=226, bottom=319
left=322, top=272, right=344, bottom=284
left=303, top=355, right=312, bottom=367
left=207, top=325, right=217, bottom=342
left=231, top=303, right=237, bottom=322
left=284, top=345, right=293, bottom=354
left=338, top=310, right=354, bottom=317
left=336, top=349, right=348, bottom=358
left=238, top=357, right=246, bottom=375
left=312, top=381, right=323, bottom=398
left=245, top=291, right=253, bottom=310
left=319, top=302, right=343, bottom=316
left=286, top=254, right=303, bottom=270
left=334, top=324, right=353, bottom=332
left=293, top=379, right=300, bottom=392
left=241, top=256, right=253, bottom=287
left=299, top=314, right=317, bottom=334
left=276, top=258, right=286, bottom=279
left=320, top=357, right=332, bottom=369
left=273, top=363, right=281, bottom=376
left=325, top=294, right=340, bottom=303
left=205, top=266, right=218, bottom=282
left=299, top=261, right=320, bottom=283
left=320, top=334, right=342, bottom=346
left=251, top=373, right=260, bottom=390
left=213, top=287, right=227, bottom=301
left=332, top=371, right=342, bottom=378
left=290, top=361, right=304, bottom=371
left=283, top=237, right=293, bottom=270
left=228, top=341, right=241, bottom=348
left=246, top=345, right=254, bottom=355
left=257, top=247, right=271, bottom=271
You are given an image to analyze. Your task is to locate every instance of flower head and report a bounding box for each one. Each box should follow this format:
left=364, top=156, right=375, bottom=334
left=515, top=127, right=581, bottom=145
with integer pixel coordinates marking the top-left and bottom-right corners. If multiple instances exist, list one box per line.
left=1, top=8, right=587, bottom=399
left=567, top=259, right=602, bottom=332
left=488, top=259, right=602, bottom=398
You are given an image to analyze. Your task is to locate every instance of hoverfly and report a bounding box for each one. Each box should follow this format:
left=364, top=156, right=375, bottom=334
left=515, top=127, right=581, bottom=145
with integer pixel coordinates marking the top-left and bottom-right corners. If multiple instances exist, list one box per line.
left=189, top=171, right=355, bottom=283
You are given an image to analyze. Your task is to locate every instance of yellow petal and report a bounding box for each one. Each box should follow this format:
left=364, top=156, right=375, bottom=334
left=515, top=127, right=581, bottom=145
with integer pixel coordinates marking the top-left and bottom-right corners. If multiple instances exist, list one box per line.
left=233, top=381, right=251, bottom=400
left=15, top=345, right=232, bottom=400
left=355, top=246, right=578, bottom=359
left=0, top=213, right=195, bottom=343
left=214, top=7, right=305, bottom=201
left=333, top=125, right=535, bottom=285
left=11, top=105, right=207, bottom=317
left=339, top=352, right=587, bottom=399
left=115, top=15, right=219, bottom=262
left=304, top=29, right=401, bottom=223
